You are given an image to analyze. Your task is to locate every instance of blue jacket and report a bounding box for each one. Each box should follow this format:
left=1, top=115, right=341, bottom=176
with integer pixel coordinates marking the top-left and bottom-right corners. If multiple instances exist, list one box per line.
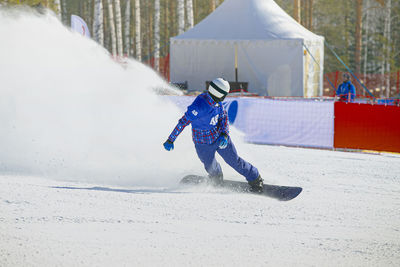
left=336, top=81, right=356, bottom=102
left=168, top=93, right=229, bottom=144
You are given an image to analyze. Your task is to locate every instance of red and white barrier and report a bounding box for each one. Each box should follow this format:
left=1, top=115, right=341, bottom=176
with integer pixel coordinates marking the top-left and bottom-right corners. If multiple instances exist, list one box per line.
left=334, top=102, right=400, bottom=153
left=167, top=96, right=400, bottom=153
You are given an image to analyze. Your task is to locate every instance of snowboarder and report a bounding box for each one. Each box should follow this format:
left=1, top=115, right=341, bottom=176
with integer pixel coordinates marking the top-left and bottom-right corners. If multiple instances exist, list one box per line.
left=163, top=78, right=264, bottom=192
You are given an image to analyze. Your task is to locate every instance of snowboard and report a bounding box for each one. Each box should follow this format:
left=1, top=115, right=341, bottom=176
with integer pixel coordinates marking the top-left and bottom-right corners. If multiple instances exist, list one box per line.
left=180, top=175, right=302, bottom=201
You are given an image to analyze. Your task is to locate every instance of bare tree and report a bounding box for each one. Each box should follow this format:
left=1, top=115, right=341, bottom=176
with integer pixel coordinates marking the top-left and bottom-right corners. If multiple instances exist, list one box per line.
left=384, top=0, right=392, bottom=98
left=303, top=0, right=308, bottom=28
left=124, top=0, right=131, bottom=57
left=107, top=0, right=117, bottom=56
left=135, top=0, right=141, bottom=61
left=210, top=0, right=216, bottom=12
left=355, top=0, right=363, bottom=74
left=186, top=0, right=194, bottom=29
left=363, top=0, right=371, bottom=96
left=164, top=0, right=169, bottom=57
left=53, top=0, right=61, bottom=20
left=293, top=0, right=300, bottom=23
left=154, top=0, right=160, bottom=71
left=308, top=0, right=313, bottom=30
left=114, top=0, right=123, bottom=57
left=93, top=0, right=104, bottom=46
left=177, top=0, right=185, bottom=34
left=146, top=1, right=153, bottom=63
left=210, top=0, right=220, bottom=13
left=61, top=0, right=67, bottom=25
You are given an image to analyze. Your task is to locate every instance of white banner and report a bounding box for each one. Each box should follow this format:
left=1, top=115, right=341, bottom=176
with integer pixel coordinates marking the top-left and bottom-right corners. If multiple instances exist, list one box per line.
left=234, top=98, right=334, bottom=148
left=166, top=96, right=334, bottom=149
left=71, top=15, right=91, bottom=38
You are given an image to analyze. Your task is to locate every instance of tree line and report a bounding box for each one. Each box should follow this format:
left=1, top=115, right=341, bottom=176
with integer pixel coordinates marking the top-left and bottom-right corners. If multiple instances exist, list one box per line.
left=277, top=0, right=399, bottom=97
left=2, top=0, right=222, bottom=72
left=2, top=0, right=399, bottom=95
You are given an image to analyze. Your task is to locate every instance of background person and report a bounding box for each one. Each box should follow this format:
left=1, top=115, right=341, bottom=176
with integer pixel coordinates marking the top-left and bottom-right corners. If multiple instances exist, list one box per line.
left=336, top=73, right=356, bottom=102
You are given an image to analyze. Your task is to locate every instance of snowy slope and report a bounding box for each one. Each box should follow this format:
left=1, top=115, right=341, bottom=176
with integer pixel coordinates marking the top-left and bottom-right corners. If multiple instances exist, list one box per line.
left=0, top=7, right=399, bottom=267
left=1, top=146, right=400, bottom=267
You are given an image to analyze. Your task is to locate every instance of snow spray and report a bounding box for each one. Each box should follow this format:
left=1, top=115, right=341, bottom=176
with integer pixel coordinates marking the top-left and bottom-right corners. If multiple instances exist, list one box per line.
left=0, top=7, right=202, bottom=186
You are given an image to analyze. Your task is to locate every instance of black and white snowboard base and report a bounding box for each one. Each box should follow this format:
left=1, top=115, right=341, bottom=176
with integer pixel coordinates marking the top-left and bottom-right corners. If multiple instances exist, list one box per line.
left=180, top=175, right=302, bottom=201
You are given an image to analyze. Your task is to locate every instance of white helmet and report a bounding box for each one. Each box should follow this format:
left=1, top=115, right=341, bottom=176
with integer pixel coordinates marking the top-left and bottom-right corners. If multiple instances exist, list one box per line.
left=208, top=78, right=230, bottom=99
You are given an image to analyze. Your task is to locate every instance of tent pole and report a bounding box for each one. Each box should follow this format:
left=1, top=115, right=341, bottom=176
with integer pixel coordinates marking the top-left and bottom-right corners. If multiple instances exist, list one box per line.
left=303, top=43, right=336, bottom=92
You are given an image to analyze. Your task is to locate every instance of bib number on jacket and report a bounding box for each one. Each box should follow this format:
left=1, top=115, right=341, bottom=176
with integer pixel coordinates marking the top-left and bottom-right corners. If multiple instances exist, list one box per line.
left=210, top=114, right=219, bottom=126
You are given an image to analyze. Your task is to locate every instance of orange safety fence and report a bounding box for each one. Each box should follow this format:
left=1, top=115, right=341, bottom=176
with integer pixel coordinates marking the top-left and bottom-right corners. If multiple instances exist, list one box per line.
left=334, top=102, right=400, bottom=153
left=144, top=58, right=400, bottom=99
left=145, top=54, right=170, bottom=81
left=324, top=71, right=400, bottom=99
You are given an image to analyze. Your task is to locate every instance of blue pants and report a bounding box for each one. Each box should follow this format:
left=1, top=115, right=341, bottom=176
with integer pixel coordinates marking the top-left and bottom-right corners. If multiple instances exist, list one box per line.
left=194, top=136, right=259, bottom=182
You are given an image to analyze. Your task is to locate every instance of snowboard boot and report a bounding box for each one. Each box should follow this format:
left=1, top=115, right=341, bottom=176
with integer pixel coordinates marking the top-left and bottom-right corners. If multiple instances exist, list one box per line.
left=248, top=175, right=264, bottom=193
left=208, top=173, right=223, bottom=186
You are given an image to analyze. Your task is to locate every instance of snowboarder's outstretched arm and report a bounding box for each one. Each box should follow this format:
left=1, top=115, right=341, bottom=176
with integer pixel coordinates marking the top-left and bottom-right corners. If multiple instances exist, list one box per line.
left=163, top=115, right=191, bottom=151
left=163, top=97, right=206, bottom=151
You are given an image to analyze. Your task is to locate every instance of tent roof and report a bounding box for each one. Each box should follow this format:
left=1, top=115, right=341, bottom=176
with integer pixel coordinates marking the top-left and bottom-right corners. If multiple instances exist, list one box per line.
left=172, top=0, right=323, bottom=41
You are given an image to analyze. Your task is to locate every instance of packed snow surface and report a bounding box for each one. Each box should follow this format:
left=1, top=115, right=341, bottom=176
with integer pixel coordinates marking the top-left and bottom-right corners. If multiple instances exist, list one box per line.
left=1, top=6, right=400, bottom=267
left=1, top=147, right=400, bottom=266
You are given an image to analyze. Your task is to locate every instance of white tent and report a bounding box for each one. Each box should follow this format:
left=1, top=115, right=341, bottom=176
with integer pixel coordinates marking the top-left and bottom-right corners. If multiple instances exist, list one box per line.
left=170, top=0, right=324, bottom=97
